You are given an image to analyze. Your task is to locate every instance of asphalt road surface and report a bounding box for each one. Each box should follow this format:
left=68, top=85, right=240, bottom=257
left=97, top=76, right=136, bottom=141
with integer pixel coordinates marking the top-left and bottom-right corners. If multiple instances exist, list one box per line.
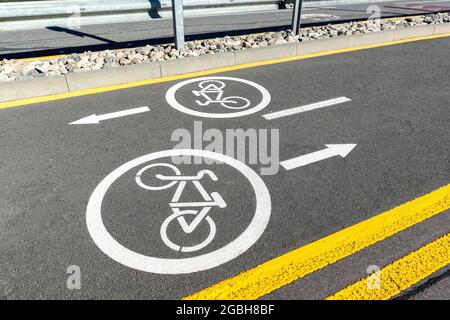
left=0, top=36, right=449, bottom=299
left=1, top=0, right=450, bottom=58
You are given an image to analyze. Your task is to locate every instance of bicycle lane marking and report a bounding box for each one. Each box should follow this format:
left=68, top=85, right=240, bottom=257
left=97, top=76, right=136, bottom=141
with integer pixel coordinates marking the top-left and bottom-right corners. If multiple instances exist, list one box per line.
left=86, top=149, right=271, bottom=274
left=183, top=183, right=450, bottom=299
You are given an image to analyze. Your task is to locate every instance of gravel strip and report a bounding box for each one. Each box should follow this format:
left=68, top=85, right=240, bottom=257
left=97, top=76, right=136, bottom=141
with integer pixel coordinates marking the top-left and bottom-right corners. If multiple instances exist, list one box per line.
left=1, top=12, right=449, bottom=82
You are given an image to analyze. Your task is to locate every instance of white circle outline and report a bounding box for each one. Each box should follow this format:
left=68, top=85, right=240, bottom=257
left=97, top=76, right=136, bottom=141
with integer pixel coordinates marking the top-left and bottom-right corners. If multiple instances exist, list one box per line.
left=165, top=76, right=271, bottom=118
left=86, top=149, right=271, bottom=274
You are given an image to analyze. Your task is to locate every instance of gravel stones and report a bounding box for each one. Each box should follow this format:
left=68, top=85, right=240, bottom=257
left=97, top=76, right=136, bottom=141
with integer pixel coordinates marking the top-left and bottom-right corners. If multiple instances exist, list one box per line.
left=1, top=12, right=448, bottom=82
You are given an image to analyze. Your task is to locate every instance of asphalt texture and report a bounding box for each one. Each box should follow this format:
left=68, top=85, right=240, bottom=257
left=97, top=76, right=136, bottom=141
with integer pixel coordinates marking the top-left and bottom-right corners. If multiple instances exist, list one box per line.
left=0, top=36, right=449, bottom=299
left=1, top=0, right=450, bottom=58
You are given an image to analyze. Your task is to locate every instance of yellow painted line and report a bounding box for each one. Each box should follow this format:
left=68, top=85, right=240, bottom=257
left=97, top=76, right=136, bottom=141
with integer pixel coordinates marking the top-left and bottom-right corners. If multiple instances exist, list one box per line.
left=1, top=32, right=450, bottom=111
left=184, top=184, right=450, bottom=300
left=327, top=232, right=450, bottom=300
left=19, top=54, right=65, bottom=62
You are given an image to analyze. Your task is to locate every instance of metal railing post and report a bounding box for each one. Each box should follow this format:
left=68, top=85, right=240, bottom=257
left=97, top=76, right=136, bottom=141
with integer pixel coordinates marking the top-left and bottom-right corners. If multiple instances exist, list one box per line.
left=171, top=0, right=185, bottom=50
left=291, top=0, right=303, bottom=35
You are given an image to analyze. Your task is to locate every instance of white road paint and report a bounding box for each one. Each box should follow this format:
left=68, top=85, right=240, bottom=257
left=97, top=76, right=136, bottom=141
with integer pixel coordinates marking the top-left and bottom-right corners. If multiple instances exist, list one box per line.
left=280, top=144, right=357, bottom=170
left=135, top=164, right=226, bottom=253
left=165, top=77, right=271, bottom=118
left=262, top=97, right=351, bottom=120
left=160, top=209, right=216, bottom=253
left=86, top=149, right=271, bottom=274
left=69, top=106, right=150, bottom=125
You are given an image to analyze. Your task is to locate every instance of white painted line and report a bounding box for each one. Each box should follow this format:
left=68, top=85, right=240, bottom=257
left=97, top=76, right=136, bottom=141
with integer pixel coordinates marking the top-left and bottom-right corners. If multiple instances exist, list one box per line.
left=280, top=144, right=357, bottom=170
left=69, top=106, right=150, bottom=125
left=262, top=97, right=351, bottom=120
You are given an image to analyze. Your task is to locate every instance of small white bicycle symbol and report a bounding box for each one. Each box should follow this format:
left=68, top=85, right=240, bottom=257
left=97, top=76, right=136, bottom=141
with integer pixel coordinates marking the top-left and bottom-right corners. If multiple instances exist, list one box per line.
left=192, top=80, right=251, bottom=110
left=165, top=76, right=271, bottom=118
left=135, top=163, right=226, bottom=253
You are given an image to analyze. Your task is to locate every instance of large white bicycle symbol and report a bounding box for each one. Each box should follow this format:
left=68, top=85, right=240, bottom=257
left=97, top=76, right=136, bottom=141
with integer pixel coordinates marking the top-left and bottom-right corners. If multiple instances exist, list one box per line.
left=86, top=149, right=271, bottom=274
left=135, top=163, right=226, bottom=253
left=192, top=80, right=251, bottom=110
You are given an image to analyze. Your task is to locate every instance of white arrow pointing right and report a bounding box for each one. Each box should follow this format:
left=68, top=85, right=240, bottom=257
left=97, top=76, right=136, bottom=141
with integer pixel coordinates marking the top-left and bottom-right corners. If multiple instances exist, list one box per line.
left=280, top=144, right=357, bottom=170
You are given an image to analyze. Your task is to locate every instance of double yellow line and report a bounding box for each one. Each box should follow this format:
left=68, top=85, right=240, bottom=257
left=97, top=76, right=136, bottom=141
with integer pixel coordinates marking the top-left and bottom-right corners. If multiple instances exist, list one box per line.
left=184, top=184, right=450, bottom=300
left=328, top=232, right=450, bottom=300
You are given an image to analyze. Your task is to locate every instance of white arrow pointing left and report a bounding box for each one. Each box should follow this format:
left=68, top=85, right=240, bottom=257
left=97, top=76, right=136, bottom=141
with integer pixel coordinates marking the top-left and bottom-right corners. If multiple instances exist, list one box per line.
left=69, top=106, right=150, bottom=125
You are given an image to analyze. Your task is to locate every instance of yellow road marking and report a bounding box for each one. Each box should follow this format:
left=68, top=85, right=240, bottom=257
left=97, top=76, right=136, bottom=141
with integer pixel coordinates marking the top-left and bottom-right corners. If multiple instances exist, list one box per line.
left=184, top=184, right=450, bottom=300
left=327, top=232, right=450, bottom=300
left=1, top=32, right=450, bottom=111
left=19, top=54, right=65, bottom=62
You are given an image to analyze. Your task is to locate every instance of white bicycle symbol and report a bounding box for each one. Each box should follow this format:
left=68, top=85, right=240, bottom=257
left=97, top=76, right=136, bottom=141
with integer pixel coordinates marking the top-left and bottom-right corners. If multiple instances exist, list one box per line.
left=135, top=163, right=226, bottom=253
left=192, top=80, right=251, bottom=110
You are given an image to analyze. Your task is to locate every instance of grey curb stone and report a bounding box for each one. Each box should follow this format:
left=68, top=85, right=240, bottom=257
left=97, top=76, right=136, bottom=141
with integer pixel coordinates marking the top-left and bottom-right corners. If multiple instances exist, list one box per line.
left=160, top=52, right=236, bottom=77
left=234, top=43, right=297, bottom=65
left=347, top=30, right=395, bottom=47
left=65, top=62, right=161, bottom=91
left=297, top=36, right=350, bottom=54
left=0, top=75, right=68, bottom=102
left=433, top=23, right=450, bottom=34
left=394, top=24, right=435, bottom=40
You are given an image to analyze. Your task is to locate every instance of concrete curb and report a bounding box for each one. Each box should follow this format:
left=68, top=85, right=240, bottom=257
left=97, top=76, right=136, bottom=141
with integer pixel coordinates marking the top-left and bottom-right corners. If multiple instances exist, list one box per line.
left=297, top=36, right=350, bottom=54
left=347, top=30, right=395, bottom=47
left=0, top=75, right=68, bottom=102
left=235, top=43, right=297, bottom=65
left=1, top=23, right=448, bottom=103
left=434, top=22, right=450, bottom=34
left=160, top=52, right=235, bottom=77
left=65, top=62, right=161, bottom=91
left=394, top=24, right=435, bottom=40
